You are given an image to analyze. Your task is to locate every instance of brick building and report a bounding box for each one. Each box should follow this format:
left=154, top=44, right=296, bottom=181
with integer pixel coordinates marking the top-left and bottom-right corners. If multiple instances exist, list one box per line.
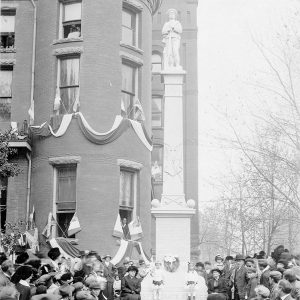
left=150, top=0, right=199, bottom=260
left=0, top=0, right=161, bottom=256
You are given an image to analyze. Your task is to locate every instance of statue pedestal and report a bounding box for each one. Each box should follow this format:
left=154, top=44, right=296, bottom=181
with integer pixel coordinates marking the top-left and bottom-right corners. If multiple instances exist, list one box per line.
left=141, top=69, right=195, bottom=300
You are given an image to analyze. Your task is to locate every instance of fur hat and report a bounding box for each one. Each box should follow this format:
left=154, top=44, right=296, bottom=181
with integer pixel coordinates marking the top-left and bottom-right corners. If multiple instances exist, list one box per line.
left=48, top=248, right=61, bottom=261
left=211, top=268, right=222, bottom=275
left=127, top=266, right=139, bottom=275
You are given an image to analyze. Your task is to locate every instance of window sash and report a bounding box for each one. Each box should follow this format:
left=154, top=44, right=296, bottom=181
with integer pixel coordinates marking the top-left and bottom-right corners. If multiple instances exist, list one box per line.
left=56, top=166, right=77, bottom=209
left=119, top=170, right=134, bottom=208
left=0, top=15, right=15, bottom=32
left=0, top=70, right=12, bottom=97
left=56, top=212, right=75, bottom=237
left=122, top=9, right=136, bottom=46
left=63, top=2, right=81, bottom=22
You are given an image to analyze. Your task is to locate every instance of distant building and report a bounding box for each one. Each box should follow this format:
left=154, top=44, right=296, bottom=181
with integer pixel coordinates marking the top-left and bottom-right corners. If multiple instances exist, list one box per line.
left=0, top=0, right=161, bottom=256
left=151, top=0, right=199, bottom=260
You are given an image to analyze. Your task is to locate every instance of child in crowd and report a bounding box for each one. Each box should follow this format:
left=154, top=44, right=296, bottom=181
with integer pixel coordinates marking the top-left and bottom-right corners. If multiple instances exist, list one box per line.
left=151, top=261, right=164, bottom=300
left=113, top=275, right=122, bottom=299
left=184, top=263, right=199, bottom=300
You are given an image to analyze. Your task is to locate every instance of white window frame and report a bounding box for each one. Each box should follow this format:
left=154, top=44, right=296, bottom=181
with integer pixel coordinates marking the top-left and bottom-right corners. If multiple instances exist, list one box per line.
left=117, top=159, right=143, bottom=220
left=59, top=1, right=82, bottom=40
left=121, top=5, right=139, bottom=48
left=49, top=156, right=80, bottom=238
left=121, top=60, right=139, bottom=119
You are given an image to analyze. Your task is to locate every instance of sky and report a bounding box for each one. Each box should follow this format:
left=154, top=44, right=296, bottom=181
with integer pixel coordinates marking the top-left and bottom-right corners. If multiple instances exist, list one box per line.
left=197, top=0, right=300, bottom=207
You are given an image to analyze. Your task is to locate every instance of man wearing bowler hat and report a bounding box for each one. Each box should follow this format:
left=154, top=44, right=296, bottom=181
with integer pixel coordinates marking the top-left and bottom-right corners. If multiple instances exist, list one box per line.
left=102, top=254, right=116, bottom=300
left=232, top=254, right=248, bottom=300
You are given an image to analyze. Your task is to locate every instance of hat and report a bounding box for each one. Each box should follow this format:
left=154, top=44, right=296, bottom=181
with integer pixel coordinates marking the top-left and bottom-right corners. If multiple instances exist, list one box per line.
left=166, top=8, right=178, bottom=17
left=48, top=248, right=61, bottom=261
left=255, top=285, right=270, bottom=298
left=102, top=254, right=111, bottom=260
left=76, top=291, right=92, bottom=300
left=14, top=265, right=33, bottom=280
left=139, top=259, right=145, bottom=265
left=15, top=252, right=29, bottom=265
left=60, top=272, right=72, bottom=282
left=235, top=254, right=245, bottom=261
left=127, top=266, right=139, bottom=275
left=215, top=254, right=224, bottom=262
left=270, top=271, right=282, bottom=281
left=89, top=281, right=102, bottom=289
left=225, top=256, right=233, bottom=261
left=73, top=281, right=84, bottom=291
left=211, top=268, right=222, bottom=275
left=258, top=259, right=268, bottom=268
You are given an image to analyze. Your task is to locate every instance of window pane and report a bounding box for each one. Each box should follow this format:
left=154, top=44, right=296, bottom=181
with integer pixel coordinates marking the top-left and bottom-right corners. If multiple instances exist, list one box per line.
left=57, top=166, right=76, bottom=205
left=122, top=64, right=134, bottom=93
left=0, top=15, right=15, bottom=32
left=122, top=10, right=132, bottom=28
left=151, top=146, right=163, bottom=181
left=60, top=87, right=79, bottom=114
left=57, top=212, right=75, bottom=238
left=0, top=98, right=11, bottom=122
left=0, top=70, right=12, bottom=97
left=152, top=97, right=162, bottom=113
left=60, top=58, right=80, bottom=87
left=122, top=27, right=133, bottom=45
left=119, top=170, right=133, bottom=207
left=64, top=3, right=82, bottom=22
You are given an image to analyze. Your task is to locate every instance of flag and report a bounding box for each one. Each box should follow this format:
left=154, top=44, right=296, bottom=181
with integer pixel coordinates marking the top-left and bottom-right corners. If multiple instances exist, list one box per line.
left=121, top=98, right=127, bottom=117
left=25, top=228, right=39, bottom=253
left=42, top=212, right=55, bottom=239
left=68, top=212, right=81, bottom=236
left=113, top=214, right=123, bottom=238
left=128, top=216, right=143, bottom=241
left=28, top=101, right=34, bottom=125
left=53, top=87, right=61, bottom=112
left=29, top=205, right=35, bottom=229
left=133, top=97, right=145, bottom=121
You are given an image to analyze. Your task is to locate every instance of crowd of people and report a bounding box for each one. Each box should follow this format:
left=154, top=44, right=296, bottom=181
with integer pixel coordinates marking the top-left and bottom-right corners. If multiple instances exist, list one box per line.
left=0, top=245, right=299, bottom=300
left=192, top=246, right=300, bottom=300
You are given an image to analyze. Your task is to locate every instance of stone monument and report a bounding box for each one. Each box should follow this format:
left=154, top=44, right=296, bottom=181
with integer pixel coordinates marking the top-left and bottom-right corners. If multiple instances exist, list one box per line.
left=141, top=8, right=195, bottom=300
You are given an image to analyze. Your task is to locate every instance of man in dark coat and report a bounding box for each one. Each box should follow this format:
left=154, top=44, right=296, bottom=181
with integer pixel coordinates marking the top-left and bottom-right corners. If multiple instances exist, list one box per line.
left=233, top=254, right=248, bottom=300
left=14, top=265, right=33, bottom=300
left=121, top=266, right=141, bottom=300
left=224, top=256, right=234, bottom=299
left=102, top=254, right=116, bottom=300
left=207, top=268, right=228, bottom=300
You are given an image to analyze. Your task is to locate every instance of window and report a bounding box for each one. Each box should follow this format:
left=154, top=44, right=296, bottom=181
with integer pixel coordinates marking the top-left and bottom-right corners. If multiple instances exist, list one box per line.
left=58, top=57, right=80, bottom=114
left=119, top=169, right=136, bottom=222
left=152, top=96, right=163, bottom=127
left=62, top=2, right=81, bottom=39
left=122, top=8, right=137, bottom=46
left=151, top=145, right=163, bottom=182
left=0, top=9, right=15, bottom=51
left=56, top=164, right=77, bottom=237
left=0, top=65, right=13, bottom=122
left=152, top=53, right=162, bottom=73
left=121, top=62, right=137, bottom=119
left=0, top=177, right=8, bottom=232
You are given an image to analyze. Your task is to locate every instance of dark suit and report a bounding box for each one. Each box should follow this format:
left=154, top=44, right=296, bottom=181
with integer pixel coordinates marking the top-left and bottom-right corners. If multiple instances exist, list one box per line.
left=15, top=282, right=31, bottom=300
left=103, top=262, right=116, bottom=300
left=208, top=277, right=228, bottom=295
left=121, top=275, right=141, bottom=300
left=233, top=265, right=248, bottom=300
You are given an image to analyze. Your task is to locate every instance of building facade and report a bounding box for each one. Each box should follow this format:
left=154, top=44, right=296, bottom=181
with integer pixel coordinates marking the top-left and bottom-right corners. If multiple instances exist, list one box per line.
left=1, top=0, right=160, bottom=256
left=151, top=0, right=199, bottom=259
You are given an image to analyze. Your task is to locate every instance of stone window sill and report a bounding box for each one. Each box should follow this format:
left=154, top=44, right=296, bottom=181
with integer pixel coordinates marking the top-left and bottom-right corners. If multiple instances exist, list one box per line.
left=53, top=37, right=83, bottom=45
left=0, top=48, right=16, bottom=53
left=120, top=42, right=143, bottom=54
